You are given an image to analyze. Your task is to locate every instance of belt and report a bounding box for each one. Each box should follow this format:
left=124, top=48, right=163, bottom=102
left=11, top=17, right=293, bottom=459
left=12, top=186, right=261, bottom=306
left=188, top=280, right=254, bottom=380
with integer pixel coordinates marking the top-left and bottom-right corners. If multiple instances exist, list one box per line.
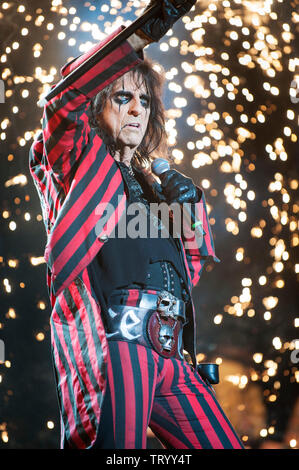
left=106, top=290, right=187, bottom=360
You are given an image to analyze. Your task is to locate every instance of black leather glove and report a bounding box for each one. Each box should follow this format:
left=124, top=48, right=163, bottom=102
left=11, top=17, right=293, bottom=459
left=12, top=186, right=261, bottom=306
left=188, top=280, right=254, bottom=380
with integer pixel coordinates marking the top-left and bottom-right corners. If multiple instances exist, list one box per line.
left=137, top=0, right=197, bottom=43
left=158, top=169, right=202, bottom=205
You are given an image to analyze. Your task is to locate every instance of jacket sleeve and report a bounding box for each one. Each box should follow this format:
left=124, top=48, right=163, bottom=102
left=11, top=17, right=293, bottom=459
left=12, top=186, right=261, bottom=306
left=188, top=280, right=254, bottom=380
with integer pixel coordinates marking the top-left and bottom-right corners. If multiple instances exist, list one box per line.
left=152, top=178, right=219, bottom=288
left=36, top=26, right=142, bottom=192
left=180, top=189, right=220, bottom=288
left=29, top=28, right=143, bottom=296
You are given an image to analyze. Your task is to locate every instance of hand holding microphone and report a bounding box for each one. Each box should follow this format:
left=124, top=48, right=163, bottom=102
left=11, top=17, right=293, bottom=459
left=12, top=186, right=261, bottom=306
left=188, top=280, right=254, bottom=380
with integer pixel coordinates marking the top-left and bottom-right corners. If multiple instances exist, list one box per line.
left=151, top=158, right=201, bottom=205
left=151, top=158, right=203, bottom=236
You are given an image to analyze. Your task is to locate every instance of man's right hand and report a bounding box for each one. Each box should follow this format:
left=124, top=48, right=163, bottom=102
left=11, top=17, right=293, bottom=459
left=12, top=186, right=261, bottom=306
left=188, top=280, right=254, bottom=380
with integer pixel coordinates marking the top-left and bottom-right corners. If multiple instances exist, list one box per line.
left=136, top=0, right=197, bottom=43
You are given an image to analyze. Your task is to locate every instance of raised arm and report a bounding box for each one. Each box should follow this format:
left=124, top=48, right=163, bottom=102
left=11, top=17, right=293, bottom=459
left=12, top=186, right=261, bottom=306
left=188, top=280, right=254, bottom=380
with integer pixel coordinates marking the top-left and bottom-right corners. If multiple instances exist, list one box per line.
left=30, top=0, right=197, bottom=190
left=30, top=27, right=146, bottom=191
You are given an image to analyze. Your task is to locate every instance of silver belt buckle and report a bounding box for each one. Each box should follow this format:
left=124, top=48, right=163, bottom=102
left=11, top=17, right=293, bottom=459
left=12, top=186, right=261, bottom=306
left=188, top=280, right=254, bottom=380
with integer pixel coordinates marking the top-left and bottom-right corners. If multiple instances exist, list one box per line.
left=157, top=290, right=186, bottom=322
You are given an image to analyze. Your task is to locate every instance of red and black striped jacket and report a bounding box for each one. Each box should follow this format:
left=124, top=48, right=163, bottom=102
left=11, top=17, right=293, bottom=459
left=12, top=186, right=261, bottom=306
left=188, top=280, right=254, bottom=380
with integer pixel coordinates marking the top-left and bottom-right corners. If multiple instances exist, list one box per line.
left=29, top=28, right=218, bottom=449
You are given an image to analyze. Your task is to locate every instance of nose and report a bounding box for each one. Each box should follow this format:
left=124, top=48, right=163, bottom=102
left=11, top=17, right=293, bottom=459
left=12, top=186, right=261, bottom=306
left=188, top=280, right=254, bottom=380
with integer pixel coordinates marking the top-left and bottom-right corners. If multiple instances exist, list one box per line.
left=128, top=97, right=143, bottom=116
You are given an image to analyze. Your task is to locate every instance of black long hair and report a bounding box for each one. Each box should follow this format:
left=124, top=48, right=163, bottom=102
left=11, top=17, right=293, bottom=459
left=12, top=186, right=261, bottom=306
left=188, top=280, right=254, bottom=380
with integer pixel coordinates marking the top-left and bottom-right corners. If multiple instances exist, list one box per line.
left=89, top=58, right=170, bottom=169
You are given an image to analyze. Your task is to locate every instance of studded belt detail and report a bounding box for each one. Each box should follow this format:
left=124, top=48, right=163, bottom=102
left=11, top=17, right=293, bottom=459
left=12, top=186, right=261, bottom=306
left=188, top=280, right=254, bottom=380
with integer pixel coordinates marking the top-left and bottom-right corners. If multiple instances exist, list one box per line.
left=146, top=261, right=185, bottom=300
left=106, top=290, right=187, bottom=359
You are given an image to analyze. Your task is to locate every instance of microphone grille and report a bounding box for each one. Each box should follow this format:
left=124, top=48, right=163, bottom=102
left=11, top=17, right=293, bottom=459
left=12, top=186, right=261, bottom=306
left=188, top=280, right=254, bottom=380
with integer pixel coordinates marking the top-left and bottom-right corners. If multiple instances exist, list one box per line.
left=151, top=158, right=170, bottom=176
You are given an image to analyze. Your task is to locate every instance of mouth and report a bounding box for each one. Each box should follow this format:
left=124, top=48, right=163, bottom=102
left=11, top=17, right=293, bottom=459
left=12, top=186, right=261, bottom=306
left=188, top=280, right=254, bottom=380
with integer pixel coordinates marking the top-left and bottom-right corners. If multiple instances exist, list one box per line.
left=125, top=123, right=140, bottom=129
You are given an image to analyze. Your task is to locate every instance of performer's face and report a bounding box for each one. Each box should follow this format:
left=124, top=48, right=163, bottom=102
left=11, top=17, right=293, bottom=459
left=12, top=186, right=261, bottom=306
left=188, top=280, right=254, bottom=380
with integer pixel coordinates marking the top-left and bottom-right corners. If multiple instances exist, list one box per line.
left=98, top=72, right=151, bottom=150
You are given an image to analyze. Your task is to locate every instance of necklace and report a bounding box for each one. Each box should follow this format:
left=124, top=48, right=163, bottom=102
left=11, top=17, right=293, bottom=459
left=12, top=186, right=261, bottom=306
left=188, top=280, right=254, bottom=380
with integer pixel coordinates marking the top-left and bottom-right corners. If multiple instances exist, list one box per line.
left=128, top=162, right=135, bottom=177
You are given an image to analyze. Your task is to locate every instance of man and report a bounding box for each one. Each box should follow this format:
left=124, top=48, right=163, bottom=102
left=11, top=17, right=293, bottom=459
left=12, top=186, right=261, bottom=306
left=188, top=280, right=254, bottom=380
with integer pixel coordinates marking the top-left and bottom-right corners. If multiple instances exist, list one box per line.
left=29, top=0, right=244, bottom=449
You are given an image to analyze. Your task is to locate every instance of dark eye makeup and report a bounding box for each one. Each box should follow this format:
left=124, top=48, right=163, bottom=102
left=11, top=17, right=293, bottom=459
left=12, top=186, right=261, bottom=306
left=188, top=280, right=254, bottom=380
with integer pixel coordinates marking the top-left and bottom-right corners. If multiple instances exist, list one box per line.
left=113, top=91, right=150, bottom=109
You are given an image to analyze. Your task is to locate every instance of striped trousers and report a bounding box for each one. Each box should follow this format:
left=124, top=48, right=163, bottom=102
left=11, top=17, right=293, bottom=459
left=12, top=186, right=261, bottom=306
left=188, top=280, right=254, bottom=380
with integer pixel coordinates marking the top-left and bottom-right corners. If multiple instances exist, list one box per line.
left=94, top=340, right=244, bottom=449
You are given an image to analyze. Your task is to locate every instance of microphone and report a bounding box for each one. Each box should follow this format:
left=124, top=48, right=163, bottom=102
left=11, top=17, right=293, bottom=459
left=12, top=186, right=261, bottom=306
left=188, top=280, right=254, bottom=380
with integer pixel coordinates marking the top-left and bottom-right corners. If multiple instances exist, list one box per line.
left=151, top=158, right=203, bottom=234
left=151, top=157, right=170, bottom=178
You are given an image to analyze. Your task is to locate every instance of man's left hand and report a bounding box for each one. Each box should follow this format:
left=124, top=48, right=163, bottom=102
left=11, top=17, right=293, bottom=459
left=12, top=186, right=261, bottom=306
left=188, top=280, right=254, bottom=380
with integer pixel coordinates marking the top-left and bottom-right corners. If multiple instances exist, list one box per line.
left=137, top=0, right=197, bottom=44
left=160, top=169, right=201, bottom=205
